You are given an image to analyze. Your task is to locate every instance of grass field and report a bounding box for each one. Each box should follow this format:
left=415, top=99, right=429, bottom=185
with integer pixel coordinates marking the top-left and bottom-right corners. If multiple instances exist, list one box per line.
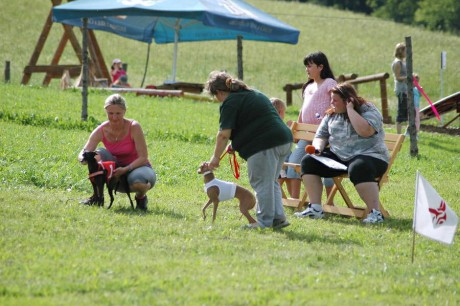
left=1, top=1, right=460, bottom=305
left=1, top=84, right=459, bottom=305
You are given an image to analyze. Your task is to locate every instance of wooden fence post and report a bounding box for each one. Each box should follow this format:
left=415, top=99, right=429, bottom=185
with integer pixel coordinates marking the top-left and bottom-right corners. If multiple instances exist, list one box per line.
left=405, top=36, right=418, bottom=156
left=4, top=61, right=10, bottom=83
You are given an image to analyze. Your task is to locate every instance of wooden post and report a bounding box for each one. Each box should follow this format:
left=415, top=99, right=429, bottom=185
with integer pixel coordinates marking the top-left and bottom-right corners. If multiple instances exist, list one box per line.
left=379, top=78, right=390, bottom=123
left=22, top=1, right=58, bottom=85
left=81, top=18, right=89, bottom=121
left=349, top=72, right=391, bottom=123
left=405, top=36, right=418, bottom=156
left=237, top=35, right=243, bottom=80
left=4, top=61, right=10, bottom=83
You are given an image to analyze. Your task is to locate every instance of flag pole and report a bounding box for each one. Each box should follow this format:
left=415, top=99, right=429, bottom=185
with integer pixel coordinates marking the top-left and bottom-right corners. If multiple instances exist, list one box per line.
left=411, top=171, right=420, bottom=263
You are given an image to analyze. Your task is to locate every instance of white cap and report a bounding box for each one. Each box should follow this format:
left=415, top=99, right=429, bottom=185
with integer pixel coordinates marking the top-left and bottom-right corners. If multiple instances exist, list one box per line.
left=112, top=58, right=122, bottom=65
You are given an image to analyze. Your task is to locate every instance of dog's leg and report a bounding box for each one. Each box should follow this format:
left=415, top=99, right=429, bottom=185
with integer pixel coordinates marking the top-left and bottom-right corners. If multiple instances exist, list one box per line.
left=205, top=187, right=220, bottom=223
left=107, top=185, right=114, bottom=209
left=202, top=199, right=213, bottom=221
left=211, top=199, right=219, bottom=223
left=235, top=186, right=257, bottom=224
left=95, top=176, right=105, bottom=207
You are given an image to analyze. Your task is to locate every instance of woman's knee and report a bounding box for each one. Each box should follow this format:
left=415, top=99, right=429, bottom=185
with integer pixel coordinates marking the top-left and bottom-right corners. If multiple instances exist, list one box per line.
left=127, top=167, right=156, bottom=188
left=349, top=160, right=376, bottom=184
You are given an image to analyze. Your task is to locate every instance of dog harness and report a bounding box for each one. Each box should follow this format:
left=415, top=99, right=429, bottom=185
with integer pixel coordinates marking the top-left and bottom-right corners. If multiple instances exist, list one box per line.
left=204, top=178, right=237, bottom=202
left=88, top=161, right=116, bottom=183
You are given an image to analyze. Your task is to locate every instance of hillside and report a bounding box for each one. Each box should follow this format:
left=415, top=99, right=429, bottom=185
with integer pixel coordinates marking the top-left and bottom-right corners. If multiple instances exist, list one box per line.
left=1, top=0, right=459, bottom=113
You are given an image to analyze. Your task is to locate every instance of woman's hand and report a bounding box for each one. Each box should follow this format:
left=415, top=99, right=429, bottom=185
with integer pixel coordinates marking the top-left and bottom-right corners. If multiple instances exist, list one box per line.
left=346, top=98, right=355, bottom=112
left=208, top=156, right=220, bottom=170
left=226, top=144, right=234, bottom=155
left=114, top=166, right=130, bottom=177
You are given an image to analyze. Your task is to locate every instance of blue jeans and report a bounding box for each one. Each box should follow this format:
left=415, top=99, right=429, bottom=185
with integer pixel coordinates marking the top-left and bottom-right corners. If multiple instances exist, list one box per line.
left=286, top=139, right=333, bottom=187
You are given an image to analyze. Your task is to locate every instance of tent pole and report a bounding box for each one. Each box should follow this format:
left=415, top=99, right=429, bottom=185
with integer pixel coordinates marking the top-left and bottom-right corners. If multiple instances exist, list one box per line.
left=237, top=35, right=243, bottom=80
left=81, top=17, right=88, bottom=121
left=141, top=43, right=151, bottom=88
left=172, top=20, right=180, bottom=83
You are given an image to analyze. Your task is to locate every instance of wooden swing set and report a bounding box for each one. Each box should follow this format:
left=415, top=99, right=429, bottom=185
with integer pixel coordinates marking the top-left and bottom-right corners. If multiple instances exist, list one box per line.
left=21, top=0, right=110, bottom=86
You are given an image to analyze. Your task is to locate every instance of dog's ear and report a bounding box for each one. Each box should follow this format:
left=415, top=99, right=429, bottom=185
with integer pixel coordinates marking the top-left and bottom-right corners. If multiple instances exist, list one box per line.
left=83, top=151, right=98, bottom=160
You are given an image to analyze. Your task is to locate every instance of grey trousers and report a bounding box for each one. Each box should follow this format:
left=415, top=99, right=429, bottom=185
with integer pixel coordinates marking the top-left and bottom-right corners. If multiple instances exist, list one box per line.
left=247, top=143, right=291, bottom=228
left=96, top=148, right=156, bottom=193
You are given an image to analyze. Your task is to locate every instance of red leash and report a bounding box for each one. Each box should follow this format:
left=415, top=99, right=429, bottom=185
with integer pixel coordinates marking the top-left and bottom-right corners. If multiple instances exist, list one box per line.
left=219, top=145, right=240, bottom=179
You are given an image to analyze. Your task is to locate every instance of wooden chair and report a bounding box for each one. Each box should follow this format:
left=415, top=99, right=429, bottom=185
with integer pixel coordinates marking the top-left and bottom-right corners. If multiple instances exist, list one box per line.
left=322, top=133, right=405, bottom=219
left=280, top=122, right=319, bottom=210
left=281, top=121, right=405, bottom=219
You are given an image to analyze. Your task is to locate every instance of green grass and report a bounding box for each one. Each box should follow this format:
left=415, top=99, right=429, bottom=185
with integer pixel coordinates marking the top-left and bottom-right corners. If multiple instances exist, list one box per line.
left=1, top=84, right=459, bottom=305
left=1, top=1, right=460, bottom=304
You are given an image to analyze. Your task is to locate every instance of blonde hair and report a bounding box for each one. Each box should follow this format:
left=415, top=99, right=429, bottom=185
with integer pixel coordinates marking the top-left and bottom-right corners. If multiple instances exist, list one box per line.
left=394, top=43, right=406, bottom=59
left=270, top=97, right=286, bottom=114
left=104, top=94, right=126, bottom=110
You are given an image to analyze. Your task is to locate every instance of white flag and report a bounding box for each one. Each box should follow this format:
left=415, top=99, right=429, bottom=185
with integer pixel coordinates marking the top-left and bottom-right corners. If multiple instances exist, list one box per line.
left=413, top=172, right=458, bottom=245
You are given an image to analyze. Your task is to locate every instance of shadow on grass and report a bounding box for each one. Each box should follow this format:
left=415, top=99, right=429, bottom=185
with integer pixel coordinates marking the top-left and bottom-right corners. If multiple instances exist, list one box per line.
left=112, top=204, right=186, bottom=219
left=385, top=217, right=414, bottom=231
left=321, top=214, right=414, bottom=232
left=279, top=229, right=363, bottom=246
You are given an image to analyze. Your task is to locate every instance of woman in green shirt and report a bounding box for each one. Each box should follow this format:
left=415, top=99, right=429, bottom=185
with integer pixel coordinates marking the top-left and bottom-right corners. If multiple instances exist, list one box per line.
left=205, top=71, right=293, bottom=229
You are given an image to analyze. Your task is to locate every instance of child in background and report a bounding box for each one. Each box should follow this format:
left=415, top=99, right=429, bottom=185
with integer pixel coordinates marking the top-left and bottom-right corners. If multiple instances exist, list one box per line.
left=270, top=98, right=294, bottom=197
left=413, top=73, right=421, bottom=133
left=111, top=59, right=127, bottom=84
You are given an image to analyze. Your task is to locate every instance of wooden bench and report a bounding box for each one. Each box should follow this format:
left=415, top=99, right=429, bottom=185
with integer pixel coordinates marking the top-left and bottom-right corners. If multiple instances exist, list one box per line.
left=280, top=122, right=318, bottom=210
left=281, top=122, right=405, bottom=219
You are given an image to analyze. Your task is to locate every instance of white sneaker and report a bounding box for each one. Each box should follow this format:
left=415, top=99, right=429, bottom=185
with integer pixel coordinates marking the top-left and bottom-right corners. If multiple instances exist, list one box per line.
left=294, top=204, right=324, bottom=219
left=363, top=209, right=384, bottom=224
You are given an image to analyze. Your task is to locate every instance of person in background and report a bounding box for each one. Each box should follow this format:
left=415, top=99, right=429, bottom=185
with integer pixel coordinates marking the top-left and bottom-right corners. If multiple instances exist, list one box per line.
left=112, top=75, right=131, bottom=88
left=412, top=73, right=421, bottom=134
left=286, top=51, right=337, bottom=218
left=270, top=97, right=294, bottom=197
left=111, top=58, right=127, bottom=84
left=300, top=83, right=390, bottom=223
left=391, top=43, right=408, bottom=134
left=78, top=94, right=156, bottom=211
left=205, top=71, right=293, bottom=229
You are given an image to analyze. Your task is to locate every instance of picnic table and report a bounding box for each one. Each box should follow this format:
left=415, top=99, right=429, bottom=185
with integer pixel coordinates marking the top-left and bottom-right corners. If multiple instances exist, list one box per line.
left=155, top=82, right=204, bottom=94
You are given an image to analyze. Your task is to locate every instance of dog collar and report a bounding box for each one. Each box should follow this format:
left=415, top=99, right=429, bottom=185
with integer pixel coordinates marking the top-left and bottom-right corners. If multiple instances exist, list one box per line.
left=202, top=171, right=213, bottom=176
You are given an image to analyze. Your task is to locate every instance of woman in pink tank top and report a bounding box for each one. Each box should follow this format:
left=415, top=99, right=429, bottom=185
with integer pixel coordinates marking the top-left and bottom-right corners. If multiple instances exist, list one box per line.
left=78, top=94, right=156, bottom=211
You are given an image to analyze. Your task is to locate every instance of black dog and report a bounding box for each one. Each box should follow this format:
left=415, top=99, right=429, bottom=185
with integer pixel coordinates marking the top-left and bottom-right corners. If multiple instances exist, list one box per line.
left=82, top=151, right=134, bottom=210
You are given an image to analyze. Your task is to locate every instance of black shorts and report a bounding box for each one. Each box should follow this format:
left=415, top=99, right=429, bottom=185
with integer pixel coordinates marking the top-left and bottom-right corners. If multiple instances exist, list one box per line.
left=301, top=150, right=388, bottom=185
left=396, top=92, right=408, bottom=123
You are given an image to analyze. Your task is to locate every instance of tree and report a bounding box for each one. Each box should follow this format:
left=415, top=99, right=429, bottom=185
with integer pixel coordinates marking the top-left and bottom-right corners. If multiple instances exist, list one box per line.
left=415, top=0, right=460, bottom=34
left=368, top=0, right=419, bottom=24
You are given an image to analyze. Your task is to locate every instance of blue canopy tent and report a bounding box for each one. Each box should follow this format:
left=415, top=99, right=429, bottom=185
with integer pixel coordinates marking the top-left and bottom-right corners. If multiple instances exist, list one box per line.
left=52, top=0, right=300, bottom=82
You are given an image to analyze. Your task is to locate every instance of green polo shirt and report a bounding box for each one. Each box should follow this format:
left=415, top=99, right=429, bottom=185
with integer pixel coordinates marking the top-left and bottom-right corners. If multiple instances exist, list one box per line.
left=219, top=90, right=293, bottom=160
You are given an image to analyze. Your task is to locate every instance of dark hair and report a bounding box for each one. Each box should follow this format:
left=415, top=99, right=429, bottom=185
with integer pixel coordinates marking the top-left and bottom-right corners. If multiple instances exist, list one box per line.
left=302, top=51, right=335, bottom=98
left=205, top=71, right=250, bottom=96
left=327, top=82, right=366, bottom=116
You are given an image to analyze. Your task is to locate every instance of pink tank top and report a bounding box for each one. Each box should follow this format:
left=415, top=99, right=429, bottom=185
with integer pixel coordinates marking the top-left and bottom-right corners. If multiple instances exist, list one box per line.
left=101, top=120, right=138, bottom=166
